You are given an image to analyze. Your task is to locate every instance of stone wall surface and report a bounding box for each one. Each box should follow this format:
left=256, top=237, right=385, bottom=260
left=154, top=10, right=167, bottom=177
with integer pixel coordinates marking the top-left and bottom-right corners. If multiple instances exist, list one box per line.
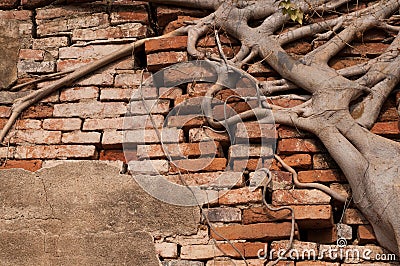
left=0, top=0, right=399, bottom=265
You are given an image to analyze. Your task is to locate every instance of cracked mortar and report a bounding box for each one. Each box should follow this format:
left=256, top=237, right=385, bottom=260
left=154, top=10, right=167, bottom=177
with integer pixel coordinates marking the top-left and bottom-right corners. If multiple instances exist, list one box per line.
left=0, top=161, right=200, bottom=265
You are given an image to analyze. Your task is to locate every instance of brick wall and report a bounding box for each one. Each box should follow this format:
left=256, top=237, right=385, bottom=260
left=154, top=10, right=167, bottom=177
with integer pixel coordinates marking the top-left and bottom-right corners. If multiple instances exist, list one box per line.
left=0, top=1, right=399, bottom=265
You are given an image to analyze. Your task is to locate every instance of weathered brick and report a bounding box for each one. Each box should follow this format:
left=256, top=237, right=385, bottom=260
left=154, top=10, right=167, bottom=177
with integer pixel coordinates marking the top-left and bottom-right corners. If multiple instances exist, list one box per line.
left=167, top=115, right=207, bottom=129
left=0, top=0, right=18, bottom=8
left=235, top=122, right=277, bottom=142
left=343, top=209, right=369, bottom=225
left=218, top=187, right=262, bottom=205
left=127, top=159, right=169, bottom=174
left=163, top=260, right=205, bottom=266
left=59, top=44, right=123, bottom=60
left=156, top=6, right=208, bottom=27
left=278, top=138, right=323, bottom=154
left=0, top=106, right=11, bottom=118
left=32, top=37, right=69, bottom=50
left=15, top=119, right=42, bottom=130
left=0, top=160, right=42, bottom=172
left=57, top=58, right=97, bottom=72
left=298, top=169, right=345, bottom=183
left=249, top=170, right=292, bottom=190
left=137, top=141, right=222, bottom=160
left=100, top=88, right=131, bottom=101
left=17, top=60, right=55, bottom=74
left=8, top=130, right=61, bottom=144
left=203, top=207, right=241, bottom=223
left=42, top=118, right=82, bottom=131
left=64, top=73, right=106, bottom=87
left=307, top=227, right=337, bottom=244
left=37, top=13, right=109, bottom=36
left=15, top=145, right=96, bottom=159
left=243, top=205, right=333, bottom=228
left=205, top=259, right=286, bottom=266
left=181, top=242, right=266, bottom=260
left=358, top=225, right=377, bottom=244
left=53, top=102, right=127, bottom=118
left=278, top=154, right=312, bottom=169
left=99, top=149, right=127, bottom=162
left=155, top=242, right=178, bottom=259
left=72, top=23, right=147, bottom=41
left=104, top=128, right=184, bottom=146
left=270, top=240, right=318, bottom=260
left=272, top=189, right=331, bottom=205
left=19, top=49, right=44, bottom=61
left=295, top=261, right=339, bottom=266
left=114, top=72, right=152, bottom=89
left=329, top=183, right=350, bottom=200
left=313, top=153, right=338, bottom=169
left=147, top=51, right=188, bottom=71
left=110, top=9, right=148, bottom=25
left=170, top=158, right=227, bottom=173
left=229, top=144, right=274, bottom=159
left=278, top=125, right=311, bottom=138
left=210, top=222, right=292, bottom=241
left=145, top=36, right=188, bottom=53
left=159, top=87, right=182, bottom=100
left=128, top=99, right=170, bottom=115
left=62, top=131, right=101, bottom=144
left=165, top=171, right=245, bottom=188
left=371, top=121, right=400, bottom=137
left=83, top=115, right=164, bottom=130
left=59, top=87, right=99, bottom=102
left=0, top=10, right=31, bottom=20
left=319, top=244, right=388, bottom=263
left=232, top=158, right=263, bottom=172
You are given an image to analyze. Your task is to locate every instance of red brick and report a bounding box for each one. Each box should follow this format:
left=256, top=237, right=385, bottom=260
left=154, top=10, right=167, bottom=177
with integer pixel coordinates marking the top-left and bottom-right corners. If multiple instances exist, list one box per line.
left=330, top=57, right=368, bottom=70
left=22, top=105, right=53, bottom=119
left=159, top=87, right=182, bottom=100
left=21, top=0, right=58, bottom=9
left=137, top=141, right=223, bottom=160
left=243, top=205, right=333, bottom=229
left=53, top=102, right=127, bottom=118
left=57, top=58, right=97, bottom=72
left=8, top=130, right=61, bottom=144
left=313, top=153, right=338, bottom=169
left=0, top=160, right=42, bottom=172
left=42, top=118, right=82, bottom=131
left=278, top=125, right=311, bottom=138
left=269, top=98, right=305, bottom=108
left=0, top=118, right=8, bottom=129
left=99, top=150, right=127, bottom=162
left=19, top=49, right=44, bottom=61
left=167, top=115, right=207, bottom=129
left=279, top=154, right=312, bottom=169
left=59, top=87, right=99, bottom=102
left=62, top=131, right=101, bottom=144
left=284, top=41, right=312, bottom=54
left=272, top=189, right=331, bottom=205
left=164, top=171, right=245, bottom=188
left=357, top=225, right=377, bottom=244
left=147, top=51, right=188, bottom=71
left=15, top=145, right=96, bottom=159
left=232, top=158, right=263, bottom=172
left=156, top=6, right=208, bottom=27
left=170, top=158, right=227, bottom=173
left=247, top=62, right=275, bottom=76
left=0, top=0, right=18, bottom=8
left=0, top=10, right=31, bottom=20
left=343, top=209, right=369, bottom=225
left=210, top=222, right=292, bottom=241
left=278, top=138, right=323, bottom=154
left=235, top=122, right=277, bottom=142
left=298, top=169, right=345, bottom=183
left=371, top=121, right=400, bottom=137
left=307, top=227, right=337, bottom=244
left=110, top=9, right=148, bottom=25
left=15, top=119, right=42, bottom=130
left=145, top=36, right=188, bottom=53
left=218, top=187, right=262, bottom=205
left=128, top=99, right=170, bottom=115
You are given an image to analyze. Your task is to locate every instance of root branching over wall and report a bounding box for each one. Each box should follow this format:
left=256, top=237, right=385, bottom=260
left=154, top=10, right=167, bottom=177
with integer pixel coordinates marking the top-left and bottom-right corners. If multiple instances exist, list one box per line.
left=2, top=0, right=400, bottom=258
